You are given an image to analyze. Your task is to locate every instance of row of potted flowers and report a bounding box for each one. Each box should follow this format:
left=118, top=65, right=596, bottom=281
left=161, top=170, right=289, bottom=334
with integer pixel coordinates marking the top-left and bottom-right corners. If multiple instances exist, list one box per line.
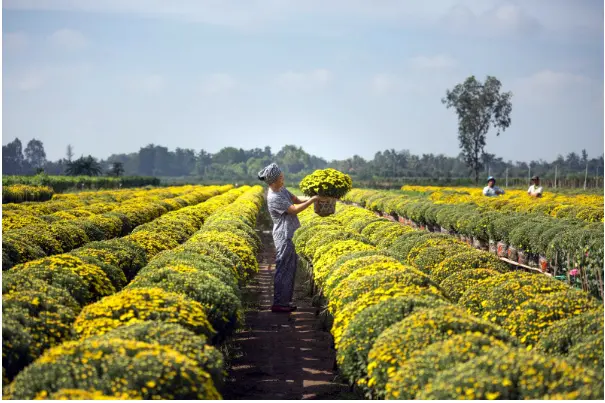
left=293, top=203, right=602, bottom=399
left=3, top=186, right=264, bottom=399
left=2, top=185, right=232, bottom=269
left=344, top=189, right=603, bottom=299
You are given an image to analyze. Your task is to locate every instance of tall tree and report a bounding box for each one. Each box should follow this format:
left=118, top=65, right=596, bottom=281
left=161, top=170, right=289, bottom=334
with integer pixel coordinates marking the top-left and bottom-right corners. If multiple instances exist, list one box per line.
left=2, top=138, right=25, bottom=175
left=24, top=139, right=47, bottom=171
left=109, top=161, right=125, bottom=177
left=442, top=75, right=513, bottom=183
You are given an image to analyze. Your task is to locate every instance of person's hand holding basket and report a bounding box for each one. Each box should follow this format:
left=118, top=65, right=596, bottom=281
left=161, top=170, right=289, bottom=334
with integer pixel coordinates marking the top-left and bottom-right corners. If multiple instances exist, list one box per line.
left=299, top=168, right=352, bottom=217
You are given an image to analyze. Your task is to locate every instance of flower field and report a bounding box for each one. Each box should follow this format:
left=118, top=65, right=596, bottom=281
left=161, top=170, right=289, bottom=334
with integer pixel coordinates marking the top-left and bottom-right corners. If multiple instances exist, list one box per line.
left=294, top=202, right=604, bottom=399
left=2, top=185, right=264, bottom=399
left=344, top=188, right=604, bottom=299
left=2, top=185, right=54, bottom=204
left=2, top=185, right=234, bottom=270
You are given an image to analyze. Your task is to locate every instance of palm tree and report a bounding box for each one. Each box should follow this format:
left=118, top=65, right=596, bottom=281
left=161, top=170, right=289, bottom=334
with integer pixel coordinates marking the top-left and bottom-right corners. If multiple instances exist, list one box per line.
left=65, top=155, right=103, bottom=176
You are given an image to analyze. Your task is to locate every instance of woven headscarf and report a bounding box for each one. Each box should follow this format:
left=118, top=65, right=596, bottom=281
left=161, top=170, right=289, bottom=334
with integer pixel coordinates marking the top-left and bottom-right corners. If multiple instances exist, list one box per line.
left=258, top=163, right=282, bottom=185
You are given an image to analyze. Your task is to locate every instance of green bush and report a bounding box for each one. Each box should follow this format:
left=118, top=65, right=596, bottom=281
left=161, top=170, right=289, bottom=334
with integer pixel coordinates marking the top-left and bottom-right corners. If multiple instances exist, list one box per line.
left=72, top=288, right=215, bottom=340
left=127, top=267, right=242, bottom=339
left=459, top=271, right=568, bottom=325
left=535, top=309, right=604, bottom=359
left=366, top=305, right=514, bottom=398
left=2, top=272, right=80, bottom=312
left=95, top=321, right=225, bottom=388
left=431, top=249, right=509, bottom=284
left=385, top=333, right=510, bottom=399
left=418, top=347, right=602, bottom=400
left=408, top=243, right=469, bottom=275
left=323, top=254, right=403, bottom=299
left=73, top=239, right=147, bottom=281
left=336, top=294, right=449, bottom=392
left=6, top=338, right=221, bottom=400
left=2, top=291, right=77, bottom=381
left=144, top=251, right=240, bottom=295
left=502, top=289, right=601, bottom=346
left=440, top=268, right=501, bottom=302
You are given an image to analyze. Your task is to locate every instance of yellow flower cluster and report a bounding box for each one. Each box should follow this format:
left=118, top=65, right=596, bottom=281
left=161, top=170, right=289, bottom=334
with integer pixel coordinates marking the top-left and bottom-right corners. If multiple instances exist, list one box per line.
left=417, top=346, right=601, bottom=400
left=385, top=333, right=510, bottom=399
left=2, top=185, right=232, bottom=269
left=299, top=168, right=352, bottom=199
left=401, top=185, right=604, bottom=223
left=6, top=338, right=221, bottom=400
left=366, top=306, right=514, bottom=398
left=2, top=184, right=54, bottom=204
left=4, top=185, right=265, bottom=399
left=502, top=289, right=601, bottom=346
left=33, top=388, right=140, bottom=400
left=297, top=197, right=602, bottom=399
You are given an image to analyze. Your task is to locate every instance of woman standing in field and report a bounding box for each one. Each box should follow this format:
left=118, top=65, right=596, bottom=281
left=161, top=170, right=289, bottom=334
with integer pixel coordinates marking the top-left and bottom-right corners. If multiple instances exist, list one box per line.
left=258, top=163, right=318, bottom=313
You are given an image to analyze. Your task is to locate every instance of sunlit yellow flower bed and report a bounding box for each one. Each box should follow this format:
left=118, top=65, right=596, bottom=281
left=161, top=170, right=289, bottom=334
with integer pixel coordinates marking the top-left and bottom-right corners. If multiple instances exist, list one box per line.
left=296, top=200, right=603, bottom=399
left=401, top=185, right=604, bottom=222
left=3, top=185, right=265, bottom=399
left=2, top=184, right=54, bottom=203
left=2, top=185, right=233, bottom=269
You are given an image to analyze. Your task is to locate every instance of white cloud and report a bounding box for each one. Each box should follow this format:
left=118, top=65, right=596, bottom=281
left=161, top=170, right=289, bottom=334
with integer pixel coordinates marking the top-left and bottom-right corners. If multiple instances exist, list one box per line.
left=2, top=0, right=597, bottom=38
left=6, top=63, right=93, bottom=91
left=442, top=2, right=542, bottom=37
left=130, top=74, right=164, bottom=94
left=3, top=32, right=29, bottom=51
left=514, top=70, right=594, bottom=105
left=370, top=74, right=403, bottom=95
left=200, top=73, right=237, bottom=95
left=275, top=69, right=331, bottom=91
left=14, top=69, right=47, bottom=91
left=49, top=28, right=88, bottom=50
left=408, top=54, right=457, bottom=70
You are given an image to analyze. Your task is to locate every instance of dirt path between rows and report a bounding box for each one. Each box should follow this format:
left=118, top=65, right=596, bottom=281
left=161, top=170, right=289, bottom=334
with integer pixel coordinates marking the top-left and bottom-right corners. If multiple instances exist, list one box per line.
left=223, top=227, right=354, bottom=400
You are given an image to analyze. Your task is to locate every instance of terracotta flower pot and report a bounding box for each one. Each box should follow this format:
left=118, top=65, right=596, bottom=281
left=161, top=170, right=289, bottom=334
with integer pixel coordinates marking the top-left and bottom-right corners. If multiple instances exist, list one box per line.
left=508, top=246, right=518, bottom=262
left=399, top=216, right=406, bottom=224
left=517, top=249, right=529, bottom=265
left=497, top=242, right=508, bottom=258
left=539, top=255, right=549, bottom=272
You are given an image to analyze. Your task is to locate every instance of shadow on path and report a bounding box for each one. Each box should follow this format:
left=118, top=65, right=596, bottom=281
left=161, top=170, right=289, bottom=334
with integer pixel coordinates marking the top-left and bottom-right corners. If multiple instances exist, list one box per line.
left=223, top=228, right=354, bottom=400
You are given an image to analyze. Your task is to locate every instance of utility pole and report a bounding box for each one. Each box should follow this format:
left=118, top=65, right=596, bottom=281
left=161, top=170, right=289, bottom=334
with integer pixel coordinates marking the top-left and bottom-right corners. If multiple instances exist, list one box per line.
left=584, top=161, right=588, bottom=190
left=505, top=167, right=508, bottom=188
left=554, top=165, right=557, bottom=189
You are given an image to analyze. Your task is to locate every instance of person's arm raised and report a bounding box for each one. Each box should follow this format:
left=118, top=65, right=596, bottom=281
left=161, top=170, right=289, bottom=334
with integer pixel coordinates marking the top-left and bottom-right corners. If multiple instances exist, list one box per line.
left=287, top=195, right=318, bottom=215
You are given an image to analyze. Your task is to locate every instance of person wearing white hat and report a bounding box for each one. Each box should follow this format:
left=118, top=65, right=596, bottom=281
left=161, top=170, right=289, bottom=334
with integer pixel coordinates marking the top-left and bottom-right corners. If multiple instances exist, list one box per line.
left=258, top=163, right=318, bottom=313
left=483, top=176, right=505, bottom=197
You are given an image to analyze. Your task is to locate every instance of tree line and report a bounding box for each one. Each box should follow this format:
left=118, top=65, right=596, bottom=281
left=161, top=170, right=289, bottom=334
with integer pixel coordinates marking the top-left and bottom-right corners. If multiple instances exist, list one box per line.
left=3, top=137, right=603, bottom=187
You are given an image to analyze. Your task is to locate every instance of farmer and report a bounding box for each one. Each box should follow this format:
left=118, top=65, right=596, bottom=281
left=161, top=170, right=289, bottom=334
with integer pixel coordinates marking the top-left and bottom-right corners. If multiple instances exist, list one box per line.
left=482, top=176, right=505, bottom=197
left=258, top=163, right=319, bottom=313
left=528, top=176, right=543, bottom=197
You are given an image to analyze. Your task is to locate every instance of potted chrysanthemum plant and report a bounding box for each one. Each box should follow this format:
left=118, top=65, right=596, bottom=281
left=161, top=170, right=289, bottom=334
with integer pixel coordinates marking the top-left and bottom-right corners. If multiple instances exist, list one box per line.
left=299, top=168, right=353, bottom=216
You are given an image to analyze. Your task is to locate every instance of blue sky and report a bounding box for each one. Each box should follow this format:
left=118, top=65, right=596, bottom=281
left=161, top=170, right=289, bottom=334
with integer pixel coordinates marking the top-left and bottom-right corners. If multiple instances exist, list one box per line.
left=2, top=0, right=603, bottom=163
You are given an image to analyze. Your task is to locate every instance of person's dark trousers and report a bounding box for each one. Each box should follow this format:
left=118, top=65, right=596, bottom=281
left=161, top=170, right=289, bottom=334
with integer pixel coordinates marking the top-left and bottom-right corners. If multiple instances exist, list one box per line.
left=273, top=238, right=298, bottom=306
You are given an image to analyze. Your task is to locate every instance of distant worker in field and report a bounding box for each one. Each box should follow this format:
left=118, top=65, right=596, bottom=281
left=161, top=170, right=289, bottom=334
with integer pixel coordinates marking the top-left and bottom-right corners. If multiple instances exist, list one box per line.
left=258, top=163, right=319, bottom=313
left=483, top=176, right=505, bottom=197
left=528, top=176, right=543, bottom=197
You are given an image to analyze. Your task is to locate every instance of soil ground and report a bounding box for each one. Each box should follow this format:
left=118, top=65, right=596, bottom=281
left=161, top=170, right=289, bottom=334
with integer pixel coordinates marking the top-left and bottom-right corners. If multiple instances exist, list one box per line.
left=223, top=224, right=358, bottom=400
